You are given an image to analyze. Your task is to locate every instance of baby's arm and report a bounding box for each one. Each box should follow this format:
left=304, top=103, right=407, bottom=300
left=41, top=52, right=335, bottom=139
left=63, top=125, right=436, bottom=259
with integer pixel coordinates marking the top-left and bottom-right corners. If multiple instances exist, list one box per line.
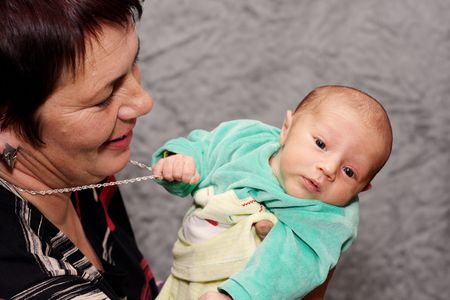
left=152, top=154, right=200, bottom=184
left=198, top=272, right=334, bottom=300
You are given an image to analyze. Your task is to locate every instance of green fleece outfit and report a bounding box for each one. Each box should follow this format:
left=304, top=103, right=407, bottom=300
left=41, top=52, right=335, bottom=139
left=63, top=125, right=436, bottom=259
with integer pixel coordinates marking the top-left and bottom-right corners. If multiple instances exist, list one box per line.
left=152, top=120, right=359, bottom=300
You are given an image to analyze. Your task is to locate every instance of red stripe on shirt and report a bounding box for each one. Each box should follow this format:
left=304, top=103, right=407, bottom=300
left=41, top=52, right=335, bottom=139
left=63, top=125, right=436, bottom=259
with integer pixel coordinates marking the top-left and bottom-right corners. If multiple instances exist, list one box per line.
left=99, top=176, right=117, bottom=231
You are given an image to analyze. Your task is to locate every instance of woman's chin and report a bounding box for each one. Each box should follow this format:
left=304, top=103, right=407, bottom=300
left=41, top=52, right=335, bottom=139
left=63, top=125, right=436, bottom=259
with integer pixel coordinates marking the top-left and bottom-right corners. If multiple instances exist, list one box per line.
left=96, top=150, right=131, bottom=178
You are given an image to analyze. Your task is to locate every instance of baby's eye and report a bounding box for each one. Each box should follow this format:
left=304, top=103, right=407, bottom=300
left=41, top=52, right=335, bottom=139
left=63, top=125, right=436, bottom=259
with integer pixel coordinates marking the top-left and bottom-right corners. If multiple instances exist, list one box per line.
left=343, top=167, right=354, bottom=178
left=315, top=138, right=326, bottom=149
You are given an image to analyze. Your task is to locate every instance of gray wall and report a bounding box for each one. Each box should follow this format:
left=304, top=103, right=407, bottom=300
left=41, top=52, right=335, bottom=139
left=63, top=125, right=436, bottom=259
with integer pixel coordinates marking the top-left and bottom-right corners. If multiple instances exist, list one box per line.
left=119, top=1, right=450, bottom=299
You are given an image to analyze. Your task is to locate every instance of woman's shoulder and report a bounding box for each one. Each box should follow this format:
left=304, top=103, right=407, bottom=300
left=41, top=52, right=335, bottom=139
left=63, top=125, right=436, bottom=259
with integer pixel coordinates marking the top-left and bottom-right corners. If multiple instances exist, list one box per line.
left=0, top=185, right=114, bottom=299
left=6, top=276, right=116, bottom=300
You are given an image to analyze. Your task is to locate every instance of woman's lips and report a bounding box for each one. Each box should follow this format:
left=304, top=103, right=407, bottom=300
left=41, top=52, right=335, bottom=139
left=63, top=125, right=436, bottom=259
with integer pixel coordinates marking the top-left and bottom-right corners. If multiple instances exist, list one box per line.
left=103, top=131, right=133, bottom=149
left=300, top=176, right=321, bottom=193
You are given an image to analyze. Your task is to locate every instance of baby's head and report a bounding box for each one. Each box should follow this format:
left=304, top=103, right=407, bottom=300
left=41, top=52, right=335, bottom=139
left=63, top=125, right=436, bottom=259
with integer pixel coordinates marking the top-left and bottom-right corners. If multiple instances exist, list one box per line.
left=270, top=85, right=393, bottom=206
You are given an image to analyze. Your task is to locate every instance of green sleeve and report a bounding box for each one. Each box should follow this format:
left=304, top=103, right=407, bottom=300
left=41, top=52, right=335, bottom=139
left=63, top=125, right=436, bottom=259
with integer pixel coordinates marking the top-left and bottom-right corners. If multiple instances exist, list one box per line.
left=219, top=222, right=322, bottom=300
left=219, top=199, right=359, bottom=299
left=152, top=120, right=269, bottom=197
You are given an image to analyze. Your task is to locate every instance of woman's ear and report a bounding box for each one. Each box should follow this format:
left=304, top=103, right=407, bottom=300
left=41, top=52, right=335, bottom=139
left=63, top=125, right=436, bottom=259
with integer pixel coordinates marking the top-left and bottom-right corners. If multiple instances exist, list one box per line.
left=0, top=130, right=22, bottom=170
left=280, top=110, right=293, bottom=146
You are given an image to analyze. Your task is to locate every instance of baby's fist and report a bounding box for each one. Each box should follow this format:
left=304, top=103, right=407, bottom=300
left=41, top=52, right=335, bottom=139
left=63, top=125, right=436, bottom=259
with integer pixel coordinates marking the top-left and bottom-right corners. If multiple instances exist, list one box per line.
left=152, top=154, right=200, bottom=184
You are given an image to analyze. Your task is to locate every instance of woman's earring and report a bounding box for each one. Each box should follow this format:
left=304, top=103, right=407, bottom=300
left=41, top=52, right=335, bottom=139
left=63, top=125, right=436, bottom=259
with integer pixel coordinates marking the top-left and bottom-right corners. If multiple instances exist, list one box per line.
left=2, top=143, right=19, bottom=169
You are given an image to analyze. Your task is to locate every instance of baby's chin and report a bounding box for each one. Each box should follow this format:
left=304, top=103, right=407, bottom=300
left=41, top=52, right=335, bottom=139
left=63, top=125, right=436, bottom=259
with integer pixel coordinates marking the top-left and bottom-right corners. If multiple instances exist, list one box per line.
left=322, top=196, right=357, bottom=207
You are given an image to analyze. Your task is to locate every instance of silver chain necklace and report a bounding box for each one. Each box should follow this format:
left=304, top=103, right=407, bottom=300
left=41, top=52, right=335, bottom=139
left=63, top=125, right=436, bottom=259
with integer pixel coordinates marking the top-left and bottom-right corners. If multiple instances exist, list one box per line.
left=12, top=160, right=159, bottom=196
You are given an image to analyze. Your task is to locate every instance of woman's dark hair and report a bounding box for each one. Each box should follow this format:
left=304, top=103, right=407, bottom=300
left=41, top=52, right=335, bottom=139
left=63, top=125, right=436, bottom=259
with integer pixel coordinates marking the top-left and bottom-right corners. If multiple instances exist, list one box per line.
left=0, top=0, right=143, bottom=146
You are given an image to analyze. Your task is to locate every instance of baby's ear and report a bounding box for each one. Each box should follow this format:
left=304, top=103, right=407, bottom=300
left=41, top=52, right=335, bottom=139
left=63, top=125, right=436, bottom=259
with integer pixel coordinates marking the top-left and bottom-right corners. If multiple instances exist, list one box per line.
left=280, top=110, right=293, bottom=146
left=361, top=182, right=372, bottom=192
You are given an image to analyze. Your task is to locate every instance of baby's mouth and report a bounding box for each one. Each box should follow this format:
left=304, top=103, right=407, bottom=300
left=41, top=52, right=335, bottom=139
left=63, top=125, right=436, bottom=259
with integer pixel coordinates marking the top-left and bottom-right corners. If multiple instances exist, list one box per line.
left=301, top=176, right=321, bottom=193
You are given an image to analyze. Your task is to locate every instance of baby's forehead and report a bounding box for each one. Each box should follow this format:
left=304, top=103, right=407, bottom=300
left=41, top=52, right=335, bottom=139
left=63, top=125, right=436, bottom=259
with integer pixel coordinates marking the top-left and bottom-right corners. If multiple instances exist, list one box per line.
left=313, top=92, right=388, bottom=127
left=301, top=97, right=390, bottom=153
left=296, top=86, right=393, bottom=174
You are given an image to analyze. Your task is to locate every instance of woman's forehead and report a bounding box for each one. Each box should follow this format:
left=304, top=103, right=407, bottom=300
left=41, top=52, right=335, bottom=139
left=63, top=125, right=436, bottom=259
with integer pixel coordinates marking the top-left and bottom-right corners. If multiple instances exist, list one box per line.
left=82, top=24, right=137, bottom=77
left=53, top=24, right=138, bottom=102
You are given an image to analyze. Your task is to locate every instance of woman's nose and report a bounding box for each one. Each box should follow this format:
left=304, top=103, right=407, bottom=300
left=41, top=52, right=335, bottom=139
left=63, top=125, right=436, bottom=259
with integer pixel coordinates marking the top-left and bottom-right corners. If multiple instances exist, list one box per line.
left=118, top=65, right=153, bottom=120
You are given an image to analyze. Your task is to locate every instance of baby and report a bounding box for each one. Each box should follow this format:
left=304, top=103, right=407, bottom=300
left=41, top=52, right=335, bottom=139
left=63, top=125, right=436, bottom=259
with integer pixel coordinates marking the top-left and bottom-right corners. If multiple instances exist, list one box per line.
left=152, top=85, right=393, bottom=299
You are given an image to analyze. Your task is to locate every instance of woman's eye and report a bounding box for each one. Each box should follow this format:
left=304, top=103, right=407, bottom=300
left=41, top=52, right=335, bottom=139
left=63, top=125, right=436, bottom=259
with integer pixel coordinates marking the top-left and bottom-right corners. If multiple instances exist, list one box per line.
left=96, top=94, right=114, bottom=107
left=315, top=138, right=326, bottom=149
left=343, top=167, right=354, bottom=178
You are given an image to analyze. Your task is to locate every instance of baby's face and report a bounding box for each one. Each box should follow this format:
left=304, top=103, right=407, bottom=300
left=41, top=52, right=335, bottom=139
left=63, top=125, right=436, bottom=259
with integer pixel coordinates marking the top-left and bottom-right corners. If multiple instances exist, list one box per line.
left=271, top=101, right=389, bottom=206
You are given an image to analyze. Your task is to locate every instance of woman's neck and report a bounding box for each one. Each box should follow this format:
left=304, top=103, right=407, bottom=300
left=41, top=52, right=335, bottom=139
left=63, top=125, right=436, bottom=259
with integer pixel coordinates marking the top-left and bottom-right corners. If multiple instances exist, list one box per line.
left=0, top=156, right=74, bottom=226
left=1, top=165, right=104, bottom=271
left=0, top=135, right=103, bottom=271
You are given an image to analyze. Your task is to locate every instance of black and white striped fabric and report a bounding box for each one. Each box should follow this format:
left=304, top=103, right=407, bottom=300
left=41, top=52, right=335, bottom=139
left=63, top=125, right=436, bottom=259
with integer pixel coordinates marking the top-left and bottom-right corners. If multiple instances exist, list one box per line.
left=0, top=178, right=158, bottom=299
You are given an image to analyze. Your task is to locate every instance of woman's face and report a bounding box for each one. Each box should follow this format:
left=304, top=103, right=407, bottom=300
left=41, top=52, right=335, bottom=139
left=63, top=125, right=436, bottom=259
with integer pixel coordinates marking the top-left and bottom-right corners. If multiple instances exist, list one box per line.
left=35, top=23, right=153, bottom=186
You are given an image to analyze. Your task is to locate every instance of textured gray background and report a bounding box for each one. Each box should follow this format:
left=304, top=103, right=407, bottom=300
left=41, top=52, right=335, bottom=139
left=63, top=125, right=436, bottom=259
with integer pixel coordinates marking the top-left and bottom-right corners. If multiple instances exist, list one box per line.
left=118, top=1, right=450, bottom=299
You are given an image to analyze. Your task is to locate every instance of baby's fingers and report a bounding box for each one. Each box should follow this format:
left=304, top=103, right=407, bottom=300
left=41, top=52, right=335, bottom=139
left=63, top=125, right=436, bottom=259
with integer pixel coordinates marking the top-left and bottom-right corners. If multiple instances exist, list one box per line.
left=153, top=157, right=176, bottom=181
left=189, top=172, right=200, bottom=184
left=180, top=156, right=199, bottom=184
left=152, top=159, right=164, bottom=179
left=153, top=154, right=199, bottom=183
left=172, top=155, right=198, bottom=183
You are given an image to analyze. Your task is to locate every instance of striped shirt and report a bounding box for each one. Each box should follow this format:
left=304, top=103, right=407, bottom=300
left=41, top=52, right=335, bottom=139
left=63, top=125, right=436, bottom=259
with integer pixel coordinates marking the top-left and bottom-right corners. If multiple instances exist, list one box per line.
left=0, top=177, right=158, bottom=299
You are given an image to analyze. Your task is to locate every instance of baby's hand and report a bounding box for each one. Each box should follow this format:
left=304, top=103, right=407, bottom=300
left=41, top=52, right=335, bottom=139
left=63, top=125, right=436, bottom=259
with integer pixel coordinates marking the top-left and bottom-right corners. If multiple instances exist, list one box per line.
left=152, top=154, right=200, bottom=184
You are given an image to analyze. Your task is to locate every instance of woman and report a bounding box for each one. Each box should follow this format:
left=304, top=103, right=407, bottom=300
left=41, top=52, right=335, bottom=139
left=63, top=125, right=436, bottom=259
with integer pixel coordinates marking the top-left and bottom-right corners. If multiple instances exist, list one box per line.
left=0, top=0, right=333, bottom=299
left=0, top=0, right=157, bottom=298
